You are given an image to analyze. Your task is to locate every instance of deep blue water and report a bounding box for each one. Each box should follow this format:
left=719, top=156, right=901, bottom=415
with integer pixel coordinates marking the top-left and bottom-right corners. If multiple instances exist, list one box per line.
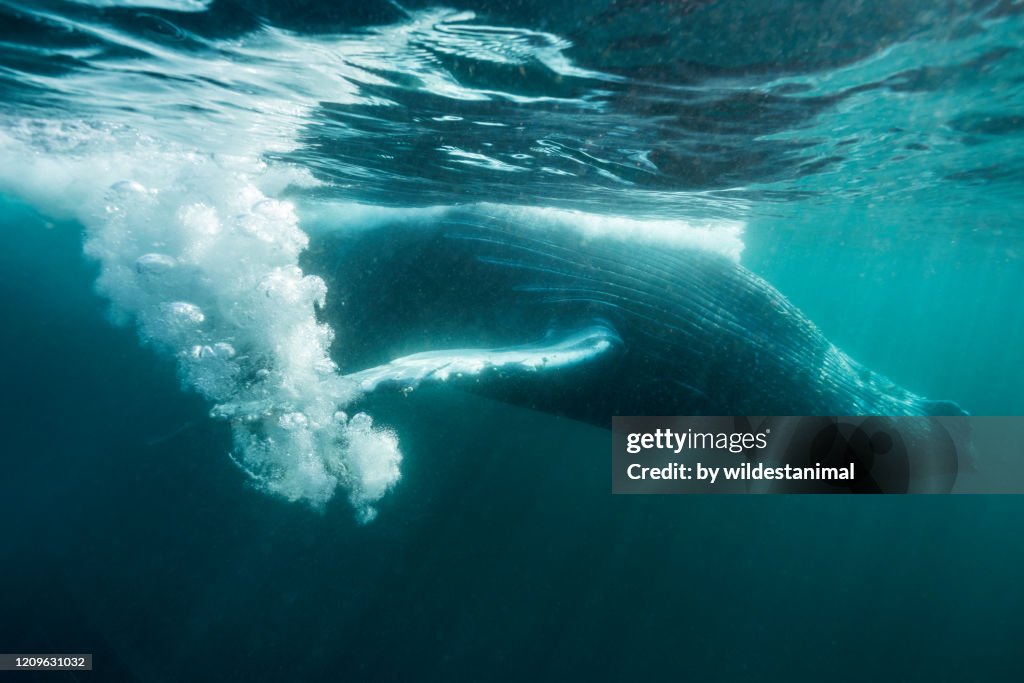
left=1, top=1, right=1023, bottom=680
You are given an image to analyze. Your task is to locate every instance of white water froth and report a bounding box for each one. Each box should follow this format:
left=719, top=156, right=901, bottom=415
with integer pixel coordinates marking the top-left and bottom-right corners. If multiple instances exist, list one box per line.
left=301, top=202, right=746, bottom=261
left=0, top=121, right=401, bottom=522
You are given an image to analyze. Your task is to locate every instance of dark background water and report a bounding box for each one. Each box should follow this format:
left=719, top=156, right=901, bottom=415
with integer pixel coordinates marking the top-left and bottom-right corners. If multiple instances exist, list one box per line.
left=3, top=199, right=1023, bottom=682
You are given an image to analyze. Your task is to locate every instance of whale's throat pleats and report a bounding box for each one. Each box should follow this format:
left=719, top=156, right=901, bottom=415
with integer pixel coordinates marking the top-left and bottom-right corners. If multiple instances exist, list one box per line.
left=305, top=216, right=956, bottom=424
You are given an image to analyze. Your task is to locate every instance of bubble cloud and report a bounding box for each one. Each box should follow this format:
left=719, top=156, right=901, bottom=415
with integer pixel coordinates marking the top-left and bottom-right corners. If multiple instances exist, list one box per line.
left=0, top=121, right=401, bottom=520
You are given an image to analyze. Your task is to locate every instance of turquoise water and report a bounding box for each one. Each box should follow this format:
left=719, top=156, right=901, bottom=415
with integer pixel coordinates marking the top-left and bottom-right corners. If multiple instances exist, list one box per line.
left=1, top=1, right=1023, bottom=680
left=748, top=205, right=1024, bottom=417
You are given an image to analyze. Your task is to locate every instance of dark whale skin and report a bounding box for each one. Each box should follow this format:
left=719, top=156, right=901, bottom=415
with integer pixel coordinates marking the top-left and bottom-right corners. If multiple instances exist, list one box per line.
left=304, top=212, right=966, bottom=426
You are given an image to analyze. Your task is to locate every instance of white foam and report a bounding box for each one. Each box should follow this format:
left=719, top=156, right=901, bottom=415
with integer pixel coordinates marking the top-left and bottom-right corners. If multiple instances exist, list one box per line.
left=302, top=202, right=746, bottom=261
left=478, top=204, right=746, bottom=261
left=0, top=121, right=400, bottom=520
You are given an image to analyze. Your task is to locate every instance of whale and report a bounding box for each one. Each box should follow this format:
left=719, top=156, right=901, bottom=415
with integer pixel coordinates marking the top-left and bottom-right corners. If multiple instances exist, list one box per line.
left=302, top=209, right=967, bottom=426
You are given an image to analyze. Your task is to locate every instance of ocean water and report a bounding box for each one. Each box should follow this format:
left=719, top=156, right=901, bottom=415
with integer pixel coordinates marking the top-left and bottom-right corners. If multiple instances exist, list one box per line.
left=1, top=1, right=1023, bottom=681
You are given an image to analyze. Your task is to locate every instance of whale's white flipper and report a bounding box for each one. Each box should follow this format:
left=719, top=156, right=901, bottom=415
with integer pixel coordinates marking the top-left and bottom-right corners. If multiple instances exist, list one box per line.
left=345, top=325, right=622, bottom=393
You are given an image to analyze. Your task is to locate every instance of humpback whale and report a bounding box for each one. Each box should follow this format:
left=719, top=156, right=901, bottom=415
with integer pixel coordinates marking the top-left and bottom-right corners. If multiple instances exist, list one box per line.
left=304, top=210, right=966, bottom=425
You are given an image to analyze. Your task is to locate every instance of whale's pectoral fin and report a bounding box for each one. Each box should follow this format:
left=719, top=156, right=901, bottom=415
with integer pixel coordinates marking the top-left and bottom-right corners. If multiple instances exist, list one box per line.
left=343, top=324, right=623, bottom=395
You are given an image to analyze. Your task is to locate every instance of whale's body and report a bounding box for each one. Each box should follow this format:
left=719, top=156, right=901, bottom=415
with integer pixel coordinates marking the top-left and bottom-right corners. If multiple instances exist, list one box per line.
left=306, top=213, right=964, bottom=424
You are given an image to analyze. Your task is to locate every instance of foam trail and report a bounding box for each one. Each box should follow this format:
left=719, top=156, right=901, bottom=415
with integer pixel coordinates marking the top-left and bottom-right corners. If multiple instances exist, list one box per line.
left=0, top=120, right=401, bottom=521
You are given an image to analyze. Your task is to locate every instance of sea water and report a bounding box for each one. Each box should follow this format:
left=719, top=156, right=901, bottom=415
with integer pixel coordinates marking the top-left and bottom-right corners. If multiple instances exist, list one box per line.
left=1, top=1, right=1022, bottom=680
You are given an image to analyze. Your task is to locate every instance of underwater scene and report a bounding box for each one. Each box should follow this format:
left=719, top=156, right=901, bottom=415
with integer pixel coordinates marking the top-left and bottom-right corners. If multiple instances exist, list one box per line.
left=1, top=0, right=1023, bottom=680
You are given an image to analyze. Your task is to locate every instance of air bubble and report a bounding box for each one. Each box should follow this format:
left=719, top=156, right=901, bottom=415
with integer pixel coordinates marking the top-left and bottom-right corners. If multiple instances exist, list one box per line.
left=213, top=342, right=236, bottom=358
left=110, top=180, right=147, bottom=195
left=135, top=253, right=177, bottom=275
left=278, top=412, right=308, bottom=430
left=164, top=301, right=205, bottom=324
